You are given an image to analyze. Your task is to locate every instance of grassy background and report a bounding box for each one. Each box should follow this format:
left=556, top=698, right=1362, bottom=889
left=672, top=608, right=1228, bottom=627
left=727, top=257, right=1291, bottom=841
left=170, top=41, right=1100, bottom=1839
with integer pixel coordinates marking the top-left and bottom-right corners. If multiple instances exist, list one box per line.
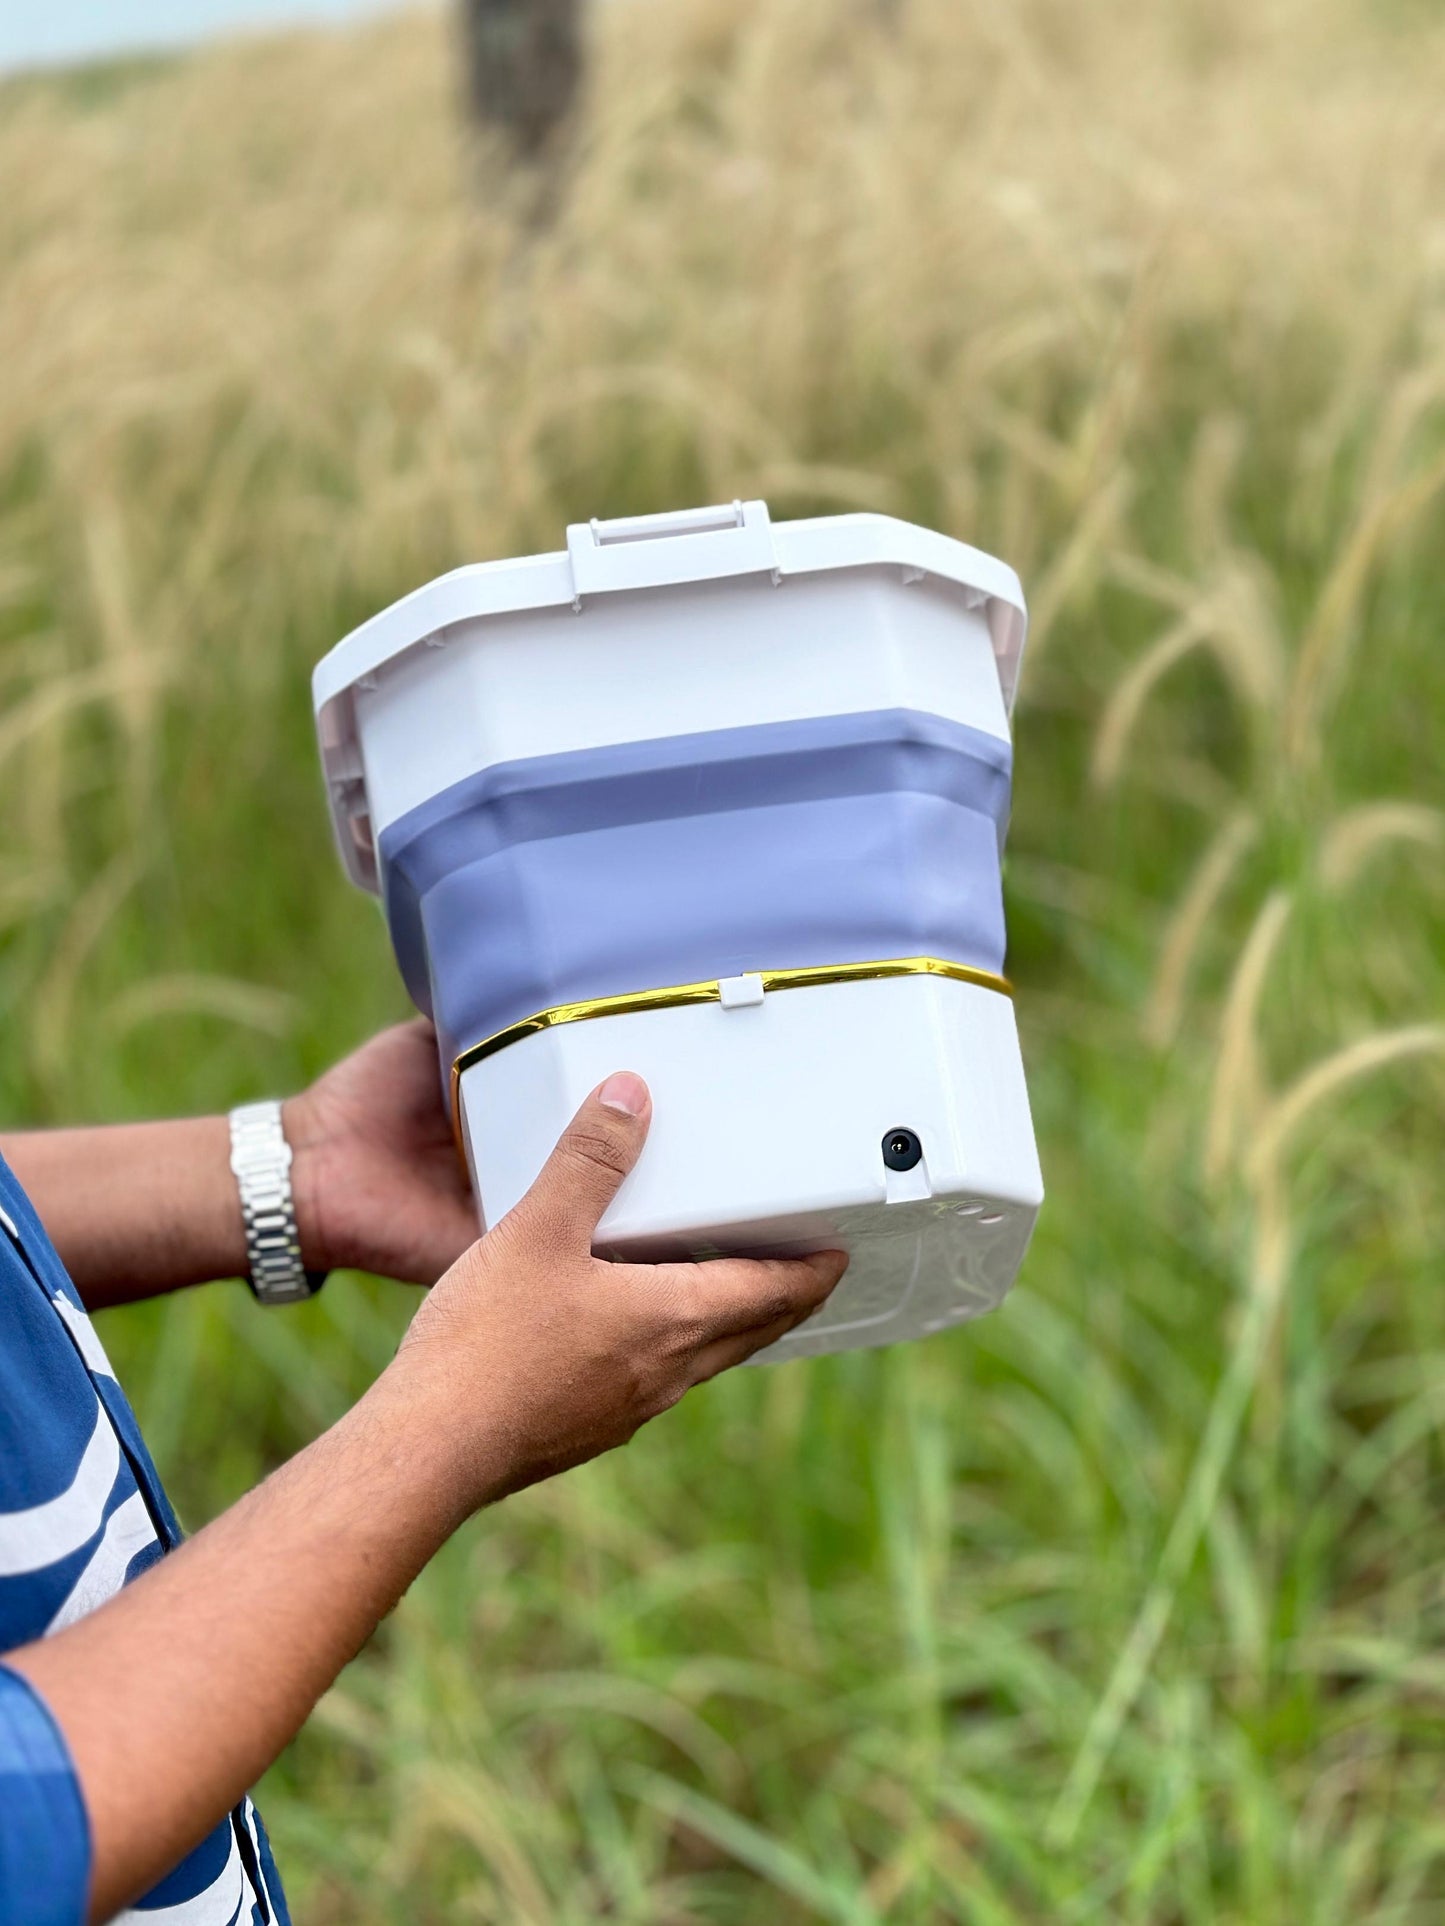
left=3, top=0, right=1445, bottom=1917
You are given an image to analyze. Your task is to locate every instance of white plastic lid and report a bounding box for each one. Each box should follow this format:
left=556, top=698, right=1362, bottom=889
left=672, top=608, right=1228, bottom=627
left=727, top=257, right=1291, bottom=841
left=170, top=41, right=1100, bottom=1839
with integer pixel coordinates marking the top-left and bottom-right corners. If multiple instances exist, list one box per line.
left=313, top=502, right=1028, bottom=888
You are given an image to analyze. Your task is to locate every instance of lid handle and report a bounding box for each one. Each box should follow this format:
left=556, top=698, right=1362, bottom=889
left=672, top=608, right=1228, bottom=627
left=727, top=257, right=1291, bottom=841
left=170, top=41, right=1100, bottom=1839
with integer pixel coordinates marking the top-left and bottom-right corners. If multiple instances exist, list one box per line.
left=567, top=500, right=777, bottom=600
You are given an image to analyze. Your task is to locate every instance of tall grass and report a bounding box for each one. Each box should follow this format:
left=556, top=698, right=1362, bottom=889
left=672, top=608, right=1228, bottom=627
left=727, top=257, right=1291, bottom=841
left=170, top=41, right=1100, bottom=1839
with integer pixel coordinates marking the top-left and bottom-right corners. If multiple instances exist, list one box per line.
left=3, top=0, right=1444, bottom=1918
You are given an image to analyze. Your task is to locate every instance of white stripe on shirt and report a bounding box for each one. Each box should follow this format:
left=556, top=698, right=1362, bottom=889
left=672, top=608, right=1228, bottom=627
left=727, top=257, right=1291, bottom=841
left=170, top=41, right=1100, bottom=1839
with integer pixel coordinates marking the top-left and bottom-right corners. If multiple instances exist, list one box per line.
left=111, top=1818, right=252, bottom=1926
left=0, top=1401, right=121, bottom=1575
left=241, top=1799, right=268, bottom=1891
left=47, top=1491, right=158, bottom=1634
left=51, top=1293, right=118, bottom=1381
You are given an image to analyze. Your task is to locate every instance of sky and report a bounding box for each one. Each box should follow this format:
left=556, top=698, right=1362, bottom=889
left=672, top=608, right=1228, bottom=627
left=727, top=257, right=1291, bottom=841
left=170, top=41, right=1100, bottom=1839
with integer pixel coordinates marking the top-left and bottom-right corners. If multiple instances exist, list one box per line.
left=0, top=0, right=407, bottom=75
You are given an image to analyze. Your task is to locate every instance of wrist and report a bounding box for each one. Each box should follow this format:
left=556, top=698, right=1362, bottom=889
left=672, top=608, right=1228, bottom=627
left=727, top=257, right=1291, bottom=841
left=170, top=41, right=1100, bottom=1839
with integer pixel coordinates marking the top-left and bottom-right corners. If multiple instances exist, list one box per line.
left=183, top=1114, right=253, bottom=1280
left=360, top=1356, right=498, bottom=1538
left=279, top=1091, right=343, bottom=1275
left=113, top=1114, right=247, bottom=1282
left=372, top=1336, right=515, bottom=1527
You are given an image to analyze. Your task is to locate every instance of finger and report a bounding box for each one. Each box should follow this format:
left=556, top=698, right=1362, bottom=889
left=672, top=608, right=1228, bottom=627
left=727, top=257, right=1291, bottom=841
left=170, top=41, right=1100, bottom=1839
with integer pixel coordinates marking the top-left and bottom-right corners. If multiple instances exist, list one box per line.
left=659, top=1249, right=848, bottom=1343
left=689, top=1294, right=826, bottom=1382
left=510, top=1073, right=653, bottom=1250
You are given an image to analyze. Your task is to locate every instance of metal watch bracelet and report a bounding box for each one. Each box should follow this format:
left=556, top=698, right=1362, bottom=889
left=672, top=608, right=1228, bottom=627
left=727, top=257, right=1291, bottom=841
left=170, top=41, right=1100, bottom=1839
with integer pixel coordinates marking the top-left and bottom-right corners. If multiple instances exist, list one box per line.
left=228, top=1100, right=327, bottom=1304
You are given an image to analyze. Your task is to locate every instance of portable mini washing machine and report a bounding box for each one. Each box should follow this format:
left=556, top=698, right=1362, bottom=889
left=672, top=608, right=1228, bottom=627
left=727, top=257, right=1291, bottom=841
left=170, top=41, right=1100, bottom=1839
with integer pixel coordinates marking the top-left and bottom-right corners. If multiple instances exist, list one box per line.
left=313, top=501, right=1043, bottom=1359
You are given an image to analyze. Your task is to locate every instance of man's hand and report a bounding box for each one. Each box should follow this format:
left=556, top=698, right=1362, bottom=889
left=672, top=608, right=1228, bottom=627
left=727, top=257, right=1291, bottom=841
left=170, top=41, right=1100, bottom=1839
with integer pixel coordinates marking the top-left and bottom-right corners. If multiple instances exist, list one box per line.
left=7, top=1074, right=845, bottom=1921
left=392, top=1071, right=848, bottom=1507
left=285, top=1018, right=479, bottom=1285
left=0, top=1018, right=478, bottom=1306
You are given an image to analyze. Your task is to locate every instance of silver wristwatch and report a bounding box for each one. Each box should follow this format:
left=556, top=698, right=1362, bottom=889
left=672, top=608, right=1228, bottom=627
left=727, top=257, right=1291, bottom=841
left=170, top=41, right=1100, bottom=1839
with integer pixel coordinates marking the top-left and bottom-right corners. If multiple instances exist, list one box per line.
left=228, top=1101, right=326, bottom=1305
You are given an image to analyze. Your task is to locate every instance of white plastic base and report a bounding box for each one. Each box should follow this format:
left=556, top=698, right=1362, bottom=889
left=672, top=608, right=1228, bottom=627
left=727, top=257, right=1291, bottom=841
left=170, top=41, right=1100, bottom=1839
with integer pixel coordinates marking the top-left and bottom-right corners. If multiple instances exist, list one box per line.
left=458, top=974, right=1043, bottom=1362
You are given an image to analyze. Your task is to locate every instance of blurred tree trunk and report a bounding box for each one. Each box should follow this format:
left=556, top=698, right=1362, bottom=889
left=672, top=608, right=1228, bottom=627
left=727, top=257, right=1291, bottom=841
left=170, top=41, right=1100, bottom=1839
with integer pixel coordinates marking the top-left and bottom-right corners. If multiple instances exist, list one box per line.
left=460, top=0, right=585, bottom=206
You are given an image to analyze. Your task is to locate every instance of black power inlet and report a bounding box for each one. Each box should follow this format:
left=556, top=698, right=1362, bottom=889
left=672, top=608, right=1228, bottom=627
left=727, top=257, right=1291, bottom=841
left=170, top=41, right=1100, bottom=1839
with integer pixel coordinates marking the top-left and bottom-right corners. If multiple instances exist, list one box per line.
left=882, top=1128, right=923, bottom=1172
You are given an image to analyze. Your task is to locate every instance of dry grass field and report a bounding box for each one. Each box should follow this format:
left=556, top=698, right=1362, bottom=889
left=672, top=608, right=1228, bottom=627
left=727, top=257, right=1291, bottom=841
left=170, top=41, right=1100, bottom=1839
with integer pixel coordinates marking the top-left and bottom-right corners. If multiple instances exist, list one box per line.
left=2, top=0, right=1445, bottom=1917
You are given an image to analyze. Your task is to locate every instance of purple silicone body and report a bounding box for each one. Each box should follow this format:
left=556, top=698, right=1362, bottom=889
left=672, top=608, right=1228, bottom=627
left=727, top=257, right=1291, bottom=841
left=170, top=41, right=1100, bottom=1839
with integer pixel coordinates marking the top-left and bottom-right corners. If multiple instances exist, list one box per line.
left=376, top=707, right=1013, bottom=1075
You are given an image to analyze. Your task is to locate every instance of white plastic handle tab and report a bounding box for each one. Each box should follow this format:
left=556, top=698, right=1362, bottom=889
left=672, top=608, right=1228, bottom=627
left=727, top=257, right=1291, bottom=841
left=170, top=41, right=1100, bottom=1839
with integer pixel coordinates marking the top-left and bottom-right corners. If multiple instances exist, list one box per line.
left=567, top=500, right=777, bottom=599
left=589, top=503, right=746, bottom=545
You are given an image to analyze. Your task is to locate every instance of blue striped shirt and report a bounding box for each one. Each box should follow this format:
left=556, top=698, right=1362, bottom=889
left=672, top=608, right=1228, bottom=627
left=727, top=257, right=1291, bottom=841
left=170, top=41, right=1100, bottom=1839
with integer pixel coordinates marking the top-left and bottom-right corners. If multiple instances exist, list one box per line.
left=0, top=1152, right=290, bottom=1925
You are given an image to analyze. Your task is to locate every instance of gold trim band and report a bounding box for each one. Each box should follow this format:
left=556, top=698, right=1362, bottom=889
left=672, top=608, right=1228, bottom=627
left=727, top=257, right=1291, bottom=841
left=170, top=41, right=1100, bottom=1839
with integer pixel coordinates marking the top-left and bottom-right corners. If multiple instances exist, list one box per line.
left=449, top=956, right=1011, bottom=1132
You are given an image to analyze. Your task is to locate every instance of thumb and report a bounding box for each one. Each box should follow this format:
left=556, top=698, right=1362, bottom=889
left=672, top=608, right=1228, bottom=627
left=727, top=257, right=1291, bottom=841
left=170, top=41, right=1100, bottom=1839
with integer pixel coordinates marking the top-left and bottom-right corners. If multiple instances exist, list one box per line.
left=512, top=1072, right=652, bottom=1250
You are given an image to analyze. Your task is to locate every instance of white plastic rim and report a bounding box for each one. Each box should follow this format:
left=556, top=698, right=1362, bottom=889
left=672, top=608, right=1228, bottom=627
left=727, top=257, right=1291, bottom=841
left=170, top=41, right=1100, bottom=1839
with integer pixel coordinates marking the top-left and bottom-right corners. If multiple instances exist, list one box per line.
left=313, top=504, right=1028, bottom=891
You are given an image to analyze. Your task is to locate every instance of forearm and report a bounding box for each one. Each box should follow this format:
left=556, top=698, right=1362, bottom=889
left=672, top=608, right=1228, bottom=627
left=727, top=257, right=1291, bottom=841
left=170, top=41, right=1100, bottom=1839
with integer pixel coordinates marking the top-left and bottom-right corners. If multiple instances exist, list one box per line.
left=1, top=1118, right=250, bottom=1309
left=0, top=1075, right=843, bottom=1924
left=6, top=1361, right=476, bottom=1924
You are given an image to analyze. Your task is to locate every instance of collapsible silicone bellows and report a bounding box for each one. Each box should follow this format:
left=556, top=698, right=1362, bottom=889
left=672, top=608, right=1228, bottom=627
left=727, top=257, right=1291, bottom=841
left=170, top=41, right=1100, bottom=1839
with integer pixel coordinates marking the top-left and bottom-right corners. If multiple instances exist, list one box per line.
left=314, top=503, right=1043, bottom=1360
